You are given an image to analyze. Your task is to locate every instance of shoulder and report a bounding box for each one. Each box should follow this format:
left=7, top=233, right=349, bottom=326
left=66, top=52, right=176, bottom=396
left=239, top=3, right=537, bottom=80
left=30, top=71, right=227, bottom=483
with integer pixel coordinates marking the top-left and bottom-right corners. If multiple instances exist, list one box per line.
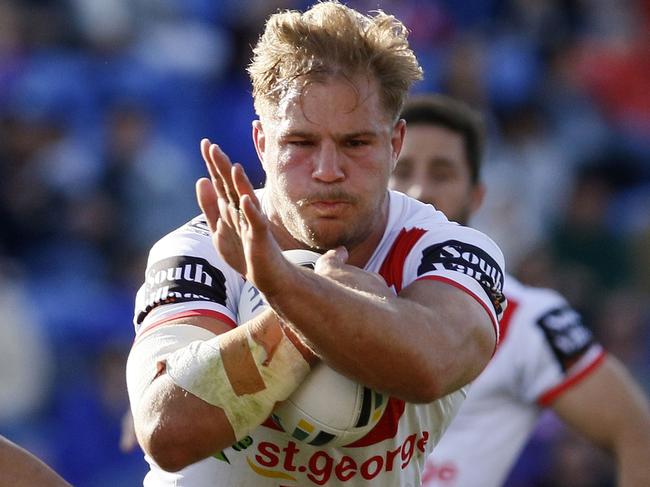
left=503, top=275, right=597, bottom=372
left=134, top=215, right=244, bottom=329
left=504, top=276, right=569, bottom=318
left=381, top=193, right=507, bottom=326
left=386, top=191, right=505, bottom=263
left=148, top=215, right=214, bottom=261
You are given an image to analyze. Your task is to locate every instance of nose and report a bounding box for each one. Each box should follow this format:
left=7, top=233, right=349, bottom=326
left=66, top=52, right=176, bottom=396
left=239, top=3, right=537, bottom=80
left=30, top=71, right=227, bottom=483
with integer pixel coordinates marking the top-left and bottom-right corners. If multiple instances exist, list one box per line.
left=312, top=142, right=345, bottom=183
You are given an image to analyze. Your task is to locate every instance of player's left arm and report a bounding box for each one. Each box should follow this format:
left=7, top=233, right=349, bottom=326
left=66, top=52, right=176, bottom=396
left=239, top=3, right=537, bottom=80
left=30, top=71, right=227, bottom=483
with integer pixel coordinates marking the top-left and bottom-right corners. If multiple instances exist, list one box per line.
left=272, top=247, right=497, bottom=403
left=198, top=139, right=501, bottom=404
left=551, top=355, right=650, bottom=487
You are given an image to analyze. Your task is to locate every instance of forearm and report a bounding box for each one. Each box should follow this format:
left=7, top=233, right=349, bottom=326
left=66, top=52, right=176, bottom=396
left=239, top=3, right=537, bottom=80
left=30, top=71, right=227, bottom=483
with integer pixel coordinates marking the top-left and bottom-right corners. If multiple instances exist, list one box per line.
left=616, top=430, right=650, bottom=487
left=611, top=362, right=650, bottom=487
left=129, top=313, right=313, bottom=471
left=266, top=267, right=494, bottom=401
left=553, top=356, right=650, bottom=487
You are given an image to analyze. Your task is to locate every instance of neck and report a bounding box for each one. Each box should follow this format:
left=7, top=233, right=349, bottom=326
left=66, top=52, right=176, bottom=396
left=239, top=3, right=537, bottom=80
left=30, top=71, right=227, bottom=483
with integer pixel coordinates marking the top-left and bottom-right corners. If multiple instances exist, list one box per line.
left=344, top=197, right=389, bottom=267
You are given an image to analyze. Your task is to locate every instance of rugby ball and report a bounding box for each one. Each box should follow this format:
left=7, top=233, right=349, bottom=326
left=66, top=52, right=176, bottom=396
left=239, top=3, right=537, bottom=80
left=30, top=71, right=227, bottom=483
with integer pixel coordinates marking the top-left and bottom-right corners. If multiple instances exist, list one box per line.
left=237, top=249, right=387, bottom=447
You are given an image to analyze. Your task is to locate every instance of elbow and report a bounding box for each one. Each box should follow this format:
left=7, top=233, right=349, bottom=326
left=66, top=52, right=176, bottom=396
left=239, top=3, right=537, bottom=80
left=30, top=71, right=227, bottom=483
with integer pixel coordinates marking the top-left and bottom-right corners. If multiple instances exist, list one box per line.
left=399, top=380, right=446, bottom=404
left=405, top=352, right=483, bottom=404
left=146, top=432, right=191, bottom=473
left=132, top=374, right=235, bottom=472
left=135, top=401, right=228, bottom=472
left=139, top=416, right=199, bottom=472
left=413, top=376, right=446, bottom=404
left=399, top=365, right=448, bottom=403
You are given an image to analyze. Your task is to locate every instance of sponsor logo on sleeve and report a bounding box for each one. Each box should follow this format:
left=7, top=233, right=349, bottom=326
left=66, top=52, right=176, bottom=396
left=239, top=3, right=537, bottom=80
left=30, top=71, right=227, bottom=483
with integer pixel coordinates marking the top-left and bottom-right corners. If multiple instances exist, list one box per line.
left=537, top=305, right=594, bottom=371
left=417, top=240, right=505, bottom=315
left=135, top=255, right=227, bottom=324
left=186, top=216, right=211, bottom=237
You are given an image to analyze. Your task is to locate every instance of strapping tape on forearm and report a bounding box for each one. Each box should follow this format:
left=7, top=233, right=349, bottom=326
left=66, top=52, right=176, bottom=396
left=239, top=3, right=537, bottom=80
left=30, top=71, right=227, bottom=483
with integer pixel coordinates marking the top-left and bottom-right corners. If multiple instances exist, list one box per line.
left=127, top=324, right=216, bottom=413
left=164, top=327, right=309, bottom=440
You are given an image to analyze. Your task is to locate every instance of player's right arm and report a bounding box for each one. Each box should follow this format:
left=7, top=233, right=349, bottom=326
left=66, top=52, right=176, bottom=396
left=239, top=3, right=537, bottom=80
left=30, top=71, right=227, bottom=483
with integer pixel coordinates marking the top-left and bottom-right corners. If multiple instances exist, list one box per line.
left=550, top=355, right=650, bottom=487
left=128, top=314, right=231, bottom=472
left=517, top=283, right=650, bottom=487
left=126, top=225, right=315, bottom=472
left=129, top=310, right=316, bottom=472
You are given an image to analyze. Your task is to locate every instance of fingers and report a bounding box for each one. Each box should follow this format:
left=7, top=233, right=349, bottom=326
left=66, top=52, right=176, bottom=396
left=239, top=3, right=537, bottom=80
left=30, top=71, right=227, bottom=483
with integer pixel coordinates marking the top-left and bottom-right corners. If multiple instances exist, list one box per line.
left=199, top=138, right=276, bottom=279
left=200, top=138, right=220, bottom=182
left=240, top=194, right=267, bottom=234
left=196, top=178, right=219, bottom=233
left=232, top=163, right=261, bottom=211
left=201, top=139, right=262, bottom=231
left=208, top=142, right=240, bottom=209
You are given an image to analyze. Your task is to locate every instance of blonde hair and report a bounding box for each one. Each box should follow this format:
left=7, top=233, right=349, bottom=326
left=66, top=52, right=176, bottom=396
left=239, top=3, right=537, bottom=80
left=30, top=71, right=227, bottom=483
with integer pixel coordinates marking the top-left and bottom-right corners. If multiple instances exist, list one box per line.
left=248, top=1, right=423, bottom=121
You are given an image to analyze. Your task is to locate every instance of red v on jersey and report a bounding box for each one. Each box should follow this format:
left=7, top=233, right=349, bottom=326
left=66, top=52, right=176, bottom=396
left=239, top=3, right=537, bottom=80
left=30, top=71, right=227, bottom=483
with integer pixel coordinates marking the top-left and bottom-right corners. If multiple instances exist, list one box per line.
left=345, top=228, right=427, bottom=447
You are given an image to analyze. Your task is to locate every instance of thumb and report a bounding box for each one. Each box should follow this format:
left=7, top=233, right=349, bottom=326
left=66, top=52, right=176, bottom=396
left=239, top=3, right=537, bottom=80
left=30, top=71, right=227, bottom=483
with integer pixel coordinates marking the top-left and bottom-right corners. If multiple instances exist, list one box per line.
left=316, top=246, right=349, bottom=271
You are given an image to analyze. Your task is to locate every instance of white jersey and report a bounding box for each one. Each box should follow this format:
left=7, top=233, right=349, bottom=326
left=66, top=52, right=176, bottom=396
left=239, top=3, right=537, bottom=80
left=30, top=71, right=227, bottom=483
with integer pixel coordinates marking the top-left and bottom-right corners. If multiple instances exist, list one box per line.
left=421, top=276, right=605, bottom=487
left=130, top=190, right=506, bottom=487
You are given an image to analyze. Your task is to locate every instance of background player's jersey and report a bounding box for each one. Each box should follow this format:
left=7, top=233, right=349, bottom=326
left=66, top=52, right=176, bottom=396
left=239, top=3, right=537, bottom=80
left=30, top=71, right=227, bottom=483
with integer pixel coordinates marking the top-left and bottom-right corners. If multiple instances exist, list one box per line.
left=421, top=276, right=605, bottom=487
left=130, top=190, right=506, bottom=487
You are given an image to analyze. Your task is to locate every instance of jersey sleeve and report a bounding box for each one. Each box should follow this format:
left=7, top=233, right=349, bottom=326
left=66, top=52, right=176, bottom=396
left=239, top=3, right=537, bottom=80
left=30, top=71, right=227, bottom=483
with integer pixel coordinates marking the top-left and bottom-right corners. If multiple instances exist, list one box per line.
left=132, top=216, right=244, bottom=337
left=510, top=289, right=605, bottom=406
left=405, top=224, right=507, bottom=340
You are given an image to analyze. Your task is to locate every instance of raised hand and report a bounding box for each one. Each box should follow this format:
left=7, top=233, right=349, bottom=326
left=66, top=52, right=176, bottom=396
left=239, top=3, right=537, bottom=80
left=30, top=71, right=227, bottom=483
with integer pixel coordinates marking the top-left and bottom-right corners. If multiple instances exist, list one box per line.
left=196, top=138, right=289, bottom=293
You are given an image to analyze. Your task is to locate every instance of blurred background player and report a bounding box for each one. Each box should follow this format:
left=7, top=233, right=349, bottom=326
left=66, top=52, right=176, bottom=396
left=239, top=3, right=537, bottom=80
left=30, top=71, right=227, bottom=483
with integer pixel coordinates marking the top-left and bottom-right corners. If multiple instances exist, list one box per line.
left=390, top=93, right=650, bottom=487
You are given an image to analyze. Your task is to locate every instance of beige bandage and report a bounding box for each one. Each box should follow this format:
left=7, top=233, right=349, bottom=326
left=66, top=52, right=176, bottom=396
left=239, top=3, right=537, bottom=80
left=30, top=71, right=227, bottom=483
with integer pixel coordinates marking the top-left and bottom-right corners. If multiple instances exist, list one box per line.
left=127, top=324, right=216, bottom=413
left=165, top=326, right=310, bottom=440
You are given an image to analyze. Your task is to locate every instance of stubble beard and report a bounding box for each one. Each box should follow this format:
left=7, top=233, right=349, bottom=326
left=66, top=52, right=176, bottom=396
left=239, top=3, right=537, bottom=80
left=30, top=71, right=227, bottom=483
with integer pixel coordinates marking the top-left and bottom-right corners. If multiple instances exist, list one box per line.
left=272, top=188, right=381, bottom=252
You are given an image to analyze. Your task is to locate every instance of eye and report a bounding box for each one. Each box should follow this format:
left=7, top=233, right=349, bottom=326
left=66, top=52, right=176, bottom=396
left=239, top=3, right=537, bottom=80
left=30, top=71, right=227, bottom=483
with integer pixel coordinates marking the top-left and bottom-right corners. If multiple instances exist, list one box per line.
left=345, top=139, right=370, bottom=148
left=428, top=168, right=456, bottom=182
left=287, top=139, right=314, bottom=147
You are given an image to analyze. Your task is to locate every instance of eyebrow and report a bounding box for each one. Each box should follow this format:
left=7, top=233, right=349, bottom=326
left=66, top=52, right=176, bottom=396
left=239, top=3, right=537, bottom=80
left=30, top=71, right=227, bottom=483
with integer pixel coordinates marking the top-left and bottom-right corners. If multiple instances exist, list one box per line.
left=279, top=130, right=380, bottom=140
left=341, top=131, right=379, bottom=138
left=428, top=157, right=456, bottom=167
left=279, top=130, right=316, bottom=139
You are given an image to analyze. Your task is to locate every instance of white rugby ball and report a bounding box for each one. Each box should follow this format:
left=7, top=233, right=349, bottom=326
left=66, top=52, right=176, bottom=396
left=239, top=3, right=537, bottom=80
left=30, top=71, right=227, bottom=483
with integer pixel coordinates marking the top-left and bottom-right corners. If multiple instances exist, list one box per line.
left=237, top=249, right=387, bottom=447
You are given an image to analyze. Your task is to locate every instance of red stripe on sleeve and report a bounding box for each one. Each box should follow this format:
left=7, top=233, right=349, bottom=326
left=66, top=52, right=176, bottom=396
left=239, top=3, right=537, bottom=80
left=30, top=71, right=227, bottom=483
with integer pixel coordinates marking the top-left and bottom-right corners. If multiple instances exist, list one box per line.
left=135, top=309, right=237, bottom=344
left=497, top=297, right=519, bottom=344
left=537, top=350, right=607, bottom=407
left=378, top=227, right=427, bottom=292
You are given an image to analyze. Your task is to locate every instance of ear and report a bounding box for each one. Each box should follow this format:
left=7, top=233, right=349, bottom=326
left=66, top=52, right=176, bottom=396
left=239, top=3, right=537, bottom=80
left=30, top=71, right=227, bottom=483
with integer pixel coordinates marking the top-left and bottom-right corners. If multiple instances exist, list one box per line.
left=469, top=182, right=486, bottom=214
left=252, top=120, right=266, bottom=169
left=390, top=119, right=407, bottom=172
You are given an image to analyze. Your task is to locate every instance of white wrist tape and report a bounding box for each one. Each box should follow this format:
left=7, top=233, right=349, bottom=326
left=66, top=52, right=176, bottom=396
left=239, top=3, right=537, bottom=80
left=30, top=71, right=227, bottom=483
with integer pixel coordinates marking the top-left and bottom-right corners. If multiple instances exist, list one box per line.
left=165, top=326, right=310, bottom=440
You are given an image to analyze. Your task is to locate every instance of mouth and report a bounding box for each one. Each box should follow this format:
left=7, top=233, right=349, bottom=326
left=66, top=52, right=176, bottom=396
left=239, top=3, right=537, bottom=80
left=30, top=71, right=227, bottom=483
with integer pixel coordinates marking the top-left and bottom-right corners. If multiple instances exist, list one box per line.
left=308, top=200, right=352, bottom=216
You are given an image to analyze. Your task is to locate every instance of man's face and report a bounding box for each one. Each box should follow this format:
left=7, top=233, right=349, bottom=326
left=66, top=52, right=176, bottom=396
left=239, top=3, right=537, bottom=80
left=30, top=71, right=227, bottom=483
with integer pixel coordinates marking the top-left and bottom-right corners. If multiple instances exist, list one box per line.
left=254, top=76, right=404, bottom=251
left=390, top=124, right=483, bottom=224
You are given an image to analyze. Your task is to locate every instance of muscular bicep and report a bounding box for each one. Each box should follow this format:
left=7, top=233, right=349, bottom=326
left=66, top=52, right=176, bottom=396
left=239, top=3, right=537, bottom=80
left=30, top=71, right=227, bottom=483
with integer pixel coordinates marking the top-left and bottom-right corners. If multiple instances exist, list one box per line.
left=398, top=278, right=496, bottom=394
left=127, top=315, right=237, bottom=466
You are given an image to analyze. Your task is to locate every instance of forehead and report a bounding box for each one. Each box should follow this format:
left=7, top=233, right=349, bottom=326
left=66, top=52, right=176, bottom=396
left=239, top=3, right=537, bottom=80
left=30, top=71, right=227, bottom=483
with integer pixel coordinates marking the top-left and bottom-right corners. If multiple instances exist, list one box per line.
left=269, top=76, right=391, bottom=135
left=401, top=124, right=468, bottom=170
